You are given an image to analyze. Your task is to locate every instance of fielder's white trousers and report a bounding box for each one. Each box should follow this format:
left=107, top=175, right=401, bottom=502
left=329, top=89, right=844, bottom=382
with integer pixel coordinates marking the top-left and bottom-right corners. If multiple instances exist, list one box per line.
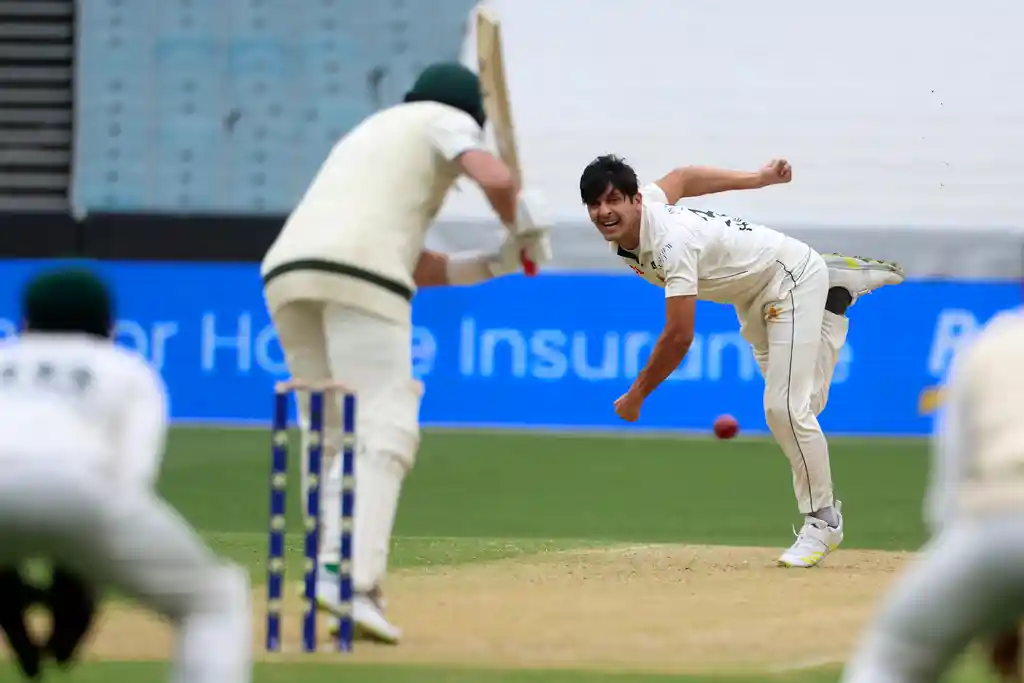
left=736, top=237, right=849, bottom=514
left=842, top=515, right=1024, bottom=683
left=0, top=458, right=251, bottom=683
left=270, top=300, right=422, bottom=594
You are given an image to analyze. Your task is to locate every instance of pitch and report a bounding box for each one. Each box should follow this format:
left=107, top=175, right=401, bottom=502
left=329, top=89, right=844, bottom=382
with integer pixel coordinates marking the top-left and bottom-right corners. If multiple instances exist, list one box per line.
left=0, top=426, right=992, bottom=682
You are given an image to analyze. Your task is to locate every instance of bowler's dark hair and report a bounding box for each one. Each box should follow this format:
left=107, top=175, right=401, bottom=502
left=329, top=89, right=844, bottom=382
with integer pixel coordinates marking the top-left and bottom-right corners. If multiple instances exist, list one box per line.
left=579, top=155, right=639, bottom=205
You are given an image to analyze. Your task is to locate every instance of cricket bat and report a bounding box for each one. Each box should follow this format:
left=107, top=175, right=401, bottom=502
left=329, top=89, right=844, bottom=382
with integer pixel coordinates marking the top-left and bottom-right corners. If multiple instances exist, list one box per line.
left=476, top=6, right=538, bottom=276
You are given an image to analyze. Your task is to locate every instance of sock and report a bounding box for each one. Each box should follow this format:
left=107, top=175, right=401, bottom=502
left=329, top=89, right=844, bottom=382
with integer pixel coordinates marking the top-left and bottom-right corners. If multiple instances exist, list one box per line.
left=811, top=506, right=840, bottom=527
left=825, top=287, right=853, bottom=316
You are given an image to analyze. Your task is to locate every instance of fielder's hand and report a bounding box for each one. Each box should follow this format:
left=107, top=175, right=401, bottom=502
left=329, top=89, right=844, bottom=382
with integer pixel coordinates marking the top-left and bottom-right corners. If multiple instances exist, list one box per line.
left=758, top=159, right=792, bottom=187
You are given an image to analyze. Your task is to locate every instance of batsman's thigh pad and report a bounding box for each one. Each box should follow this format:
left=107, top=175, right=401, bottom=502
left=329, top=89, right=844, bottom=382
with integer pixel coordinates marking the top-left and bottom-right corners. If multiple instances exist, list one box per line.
left=322, top=303, right=420, bottom=468
left=322, top=304, right=413, bottom=384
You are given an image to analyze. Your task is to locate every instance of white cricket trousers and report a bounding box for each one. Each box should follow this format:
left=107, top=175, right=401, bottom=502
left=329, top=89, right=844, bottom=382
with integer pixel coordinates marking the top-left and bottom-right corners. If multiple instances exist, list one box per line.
left=270, top=300, right=422, bottom=594
left=736, top=237, right=849, bottom=514
left=843, top=514, right=1024, bottom=683
left=0, top=458, right=251, bottom=683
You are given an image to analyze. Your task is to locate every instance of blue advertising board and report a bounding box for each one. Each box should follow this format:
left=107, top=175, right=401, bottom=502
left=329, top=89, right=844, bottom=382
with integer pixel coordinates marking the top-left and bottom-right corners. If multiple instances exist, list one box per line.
left=0, top=260, right=1017, bottom=436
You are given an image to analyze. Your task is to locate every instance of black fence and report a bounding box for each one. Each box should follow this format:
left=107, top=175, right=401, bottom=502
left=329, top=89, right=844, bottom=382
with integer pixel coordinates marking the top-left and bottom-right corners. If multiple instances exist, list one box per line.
left=0, top=211, right=283, bottom=261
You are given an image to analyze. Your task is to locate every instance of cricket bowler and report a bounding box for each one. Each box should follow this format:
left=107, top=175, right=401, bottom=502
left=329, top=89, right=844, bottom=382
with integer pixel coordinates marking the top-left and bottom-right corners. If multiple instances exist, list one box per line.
left=842, top=308, right=1024, bottom=683
left=0, top=267, right=252, bottom=682
left=261, top=61, right=553, bottom=643
left=580, top=154, right=904, bottom=567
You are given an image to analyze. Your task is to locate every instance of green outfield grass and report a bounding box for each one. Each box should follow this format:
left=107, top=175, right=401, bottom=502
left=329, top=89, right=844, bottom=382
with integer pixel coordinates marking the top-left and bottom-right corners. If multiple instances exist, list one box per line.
left=25, top=658, right=992, bottom=683
left=2, top=427, right=986, bottom=683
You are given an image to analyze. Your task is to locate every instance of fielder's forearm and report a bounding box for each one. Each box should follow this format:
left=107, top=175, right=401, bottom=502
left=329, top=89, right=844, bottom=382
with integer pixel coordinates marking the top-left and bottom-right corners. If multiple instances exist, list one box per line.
left=631, top=331, right=691, bottom=398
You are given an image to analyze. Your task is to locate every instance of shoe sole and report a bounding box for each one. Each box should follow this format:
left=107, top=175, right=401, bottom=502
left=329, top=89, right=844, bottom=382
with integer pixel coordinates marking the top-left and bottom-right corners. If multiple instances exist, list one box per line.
left=353, top=622, right=400, bottom=645
left=822, top=254, right=905, bottom=278
left=324, top=617, right=401, bottom=645
left=777, top=542, right=841, bottom=568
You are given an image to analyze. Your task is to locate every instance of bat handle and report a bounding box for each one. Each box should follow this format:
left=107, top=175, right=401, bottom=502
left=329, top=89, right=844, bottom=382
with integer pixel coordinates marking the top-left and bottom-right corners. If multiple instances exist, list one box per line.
left=520, top=249, right=538, bottom=276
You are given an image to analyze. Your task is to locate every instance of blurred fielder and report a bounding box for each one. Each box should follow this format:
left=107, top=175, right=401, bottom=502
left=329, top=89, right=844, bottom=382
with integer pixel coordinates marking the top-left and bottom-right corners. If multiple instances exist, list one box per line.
left=261, top=61, right=552, bottom=643
left=843, top=309, right=1024, bottom=683
left=580, top=155, right=904, bottom=568
left=0, top=267, right=251, bottom=682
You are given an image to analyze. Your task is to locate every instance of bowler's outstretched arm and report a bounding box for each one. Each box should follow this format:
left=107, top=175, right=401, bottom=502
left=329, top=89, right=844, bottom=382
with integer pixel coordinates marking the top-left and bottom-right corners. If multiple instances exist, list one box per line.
left=654, top=159, right=792, bottom=203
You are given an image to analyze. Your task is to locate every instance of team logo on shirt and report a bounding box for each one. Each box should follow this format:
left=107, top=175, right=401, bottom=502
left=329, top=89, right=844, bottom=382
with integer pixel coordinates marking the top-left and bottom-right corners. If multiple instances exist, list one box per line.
left=766, top=305, right=780, bottom=321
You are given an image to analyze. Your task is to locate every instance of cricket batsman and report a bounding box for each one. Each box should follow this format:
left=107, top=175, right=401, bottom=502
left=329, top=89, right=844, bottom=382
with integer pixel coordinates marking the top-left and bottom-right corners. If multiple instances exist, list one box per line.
left=842, top=308, right=1024, bottom=683
left=580, top=154, right=904, bottom=567
left=0, top=267, right=252, bottom=682
left=261, top=61, right=553, bottom=643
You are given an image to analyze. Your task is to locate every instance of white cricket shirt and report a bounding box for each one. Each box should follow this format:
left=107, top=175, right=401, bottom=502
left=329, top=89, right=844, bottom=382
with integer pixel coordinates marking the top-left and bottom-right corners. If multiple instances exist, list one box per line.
left=261, top=101, right=486, bottom=326
left=0, top=332, right=168, bottom=491
left=616, top=183, right=786, bottom=305
left=927, top=308, right=1024, bottom=531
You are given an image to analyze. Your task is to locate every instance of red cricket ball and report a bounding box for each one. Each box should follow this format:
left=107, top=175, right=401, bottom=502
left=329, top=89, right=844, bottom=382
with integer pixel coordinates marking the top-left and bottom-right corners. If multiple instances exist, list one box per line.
left=713, top=414, right=739, bottom=440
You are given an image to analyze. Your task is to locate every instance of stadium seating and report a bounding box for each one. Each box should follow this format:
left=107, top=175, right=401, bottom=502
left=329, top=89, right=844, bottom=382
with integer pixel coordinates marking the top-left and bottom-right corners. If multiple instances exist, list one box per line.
left=73, top=0, right=476, bottom=214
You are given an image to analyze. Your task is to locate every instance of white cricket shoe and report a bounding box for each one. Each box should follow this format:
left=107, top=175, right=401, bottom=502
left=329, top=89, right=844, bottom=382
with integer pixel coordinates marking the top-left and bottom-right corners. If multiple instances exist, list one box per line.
left=316, top=567, right=401, bottom=645
left=822, top=253, right=905, bottom=304
left=778, top=503, right=844, bottom=568
left=352, top=593, right=402, bottom=644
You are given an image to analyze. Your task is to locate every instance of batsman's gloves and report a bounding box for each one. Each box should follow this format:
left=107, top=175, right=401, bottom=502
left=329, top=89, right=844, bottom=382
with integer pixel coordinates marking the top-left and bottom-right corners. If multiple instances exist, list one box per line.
left=493, top=227, right=552, bottom=276
left=510, top=188, right=553, bottom=238
left=492, top=188, right=554, bottom=275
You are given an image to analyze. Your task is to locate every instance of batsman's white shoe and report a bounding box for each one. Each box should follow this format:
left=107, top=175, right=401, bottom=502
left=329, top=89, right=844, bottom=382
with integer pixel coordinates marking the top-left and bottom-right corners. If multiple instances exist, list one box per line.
left=313, top=564, right=344, bottom=616
left=320, top=583, right=400, bottom=645
left=352, top=593, right=401, bottom=644
left=778, top=504, right=844, bottom=568
left=823, top=253, right=905, bottom=304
